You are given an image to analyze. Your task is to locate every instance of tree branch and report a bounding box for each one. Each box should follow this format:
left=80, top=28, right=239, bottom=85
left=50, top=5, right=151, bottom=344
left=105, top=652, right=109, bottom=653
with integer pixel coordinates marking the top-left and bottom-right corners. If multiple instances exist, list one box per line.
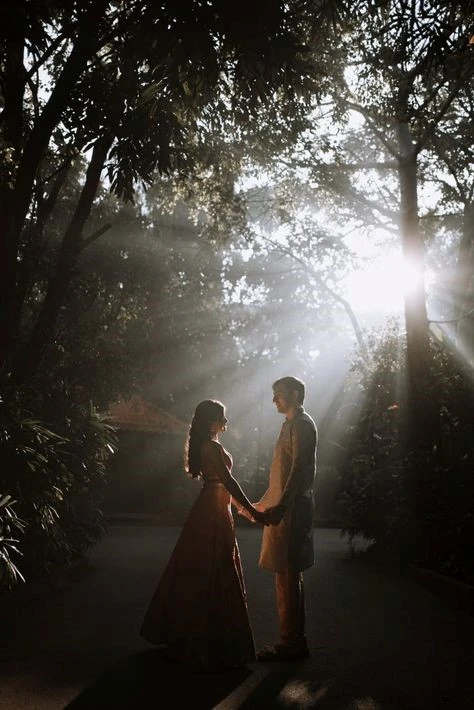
left=259, top=233, right=369, bottom=362
left=80, top=223, right=112, bottom=251
left=345, top=101, right=401, bottom=159
left=26, top=33, right=69, bottom=78
left=415, top=70, right=474, bottom=155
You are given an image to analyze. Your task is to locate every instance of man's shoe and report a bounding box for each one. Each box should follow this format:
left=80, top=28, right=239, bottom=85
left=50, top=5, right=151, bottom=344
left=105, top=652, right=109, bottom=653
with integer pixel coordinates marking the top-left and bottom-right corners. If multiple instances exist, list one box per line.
left=256, top=643, right=309, bottom=662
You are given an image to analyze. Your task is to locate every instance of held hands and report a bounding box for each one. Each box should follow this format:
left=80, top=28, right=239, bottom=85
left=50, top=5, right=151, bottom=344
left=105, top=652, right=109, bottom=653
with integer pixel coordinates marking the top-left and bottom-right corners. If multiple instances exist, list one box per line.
left=251, top=508, right=270, bottom=526
left=237, top=501, right=286, bottom=526
left=238, top=506, right=269, bottom=525
left=260, top=503, right=286, bottom=526
left=238, top=506, right=257, bottom=523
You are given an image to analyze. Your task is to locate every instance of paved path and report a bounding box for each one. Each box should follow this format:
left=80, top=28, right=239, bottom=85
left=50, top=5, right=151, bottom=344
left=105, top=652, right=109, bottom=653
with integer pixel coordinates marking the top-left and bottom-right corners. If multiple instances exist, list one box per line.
left=0, top=525, right=473, bottom=709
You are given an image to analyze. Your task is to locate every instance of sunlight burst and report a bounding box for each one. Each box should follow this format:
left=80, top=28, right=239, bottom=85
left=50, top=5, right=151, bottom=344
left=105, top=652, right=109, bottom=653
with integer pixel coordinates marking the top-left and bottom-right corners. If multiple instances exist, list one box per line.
left=344, top=250, right=427, bottom=316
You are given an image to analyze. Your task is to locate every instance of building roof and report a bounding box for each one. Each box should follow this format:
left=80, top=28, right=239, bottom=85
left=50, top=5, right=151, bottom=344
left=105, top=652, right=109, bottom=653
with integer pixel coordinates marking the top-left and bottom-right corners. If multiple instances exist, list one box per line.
left=105, top=395, right=188, bottom=434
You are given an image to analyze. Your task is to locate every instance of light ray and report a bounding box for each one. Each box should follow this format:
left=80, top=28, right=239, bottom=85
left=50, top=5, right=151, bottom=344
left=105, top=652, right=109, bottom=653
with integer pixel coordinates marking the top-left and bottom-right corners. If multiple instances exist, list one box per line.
left=343, top=249, right=432, bottom=316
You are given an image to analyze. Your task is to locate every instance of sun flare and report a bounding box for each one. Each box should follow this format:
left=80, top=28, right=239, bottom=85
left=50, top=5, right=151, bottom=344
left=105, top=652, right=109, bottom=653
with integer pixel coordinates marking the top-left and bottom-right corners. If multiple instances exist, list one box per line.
left=344, top=250, right=425, bottom=315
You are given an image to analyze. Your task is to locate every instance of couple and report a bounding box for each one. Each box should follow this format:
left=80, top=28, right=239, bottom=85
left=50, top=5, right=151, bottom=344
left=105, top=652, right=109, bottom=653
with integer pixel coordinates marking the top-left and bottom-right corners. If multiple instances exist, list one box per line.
left=140, top=376, right=318, bottom=668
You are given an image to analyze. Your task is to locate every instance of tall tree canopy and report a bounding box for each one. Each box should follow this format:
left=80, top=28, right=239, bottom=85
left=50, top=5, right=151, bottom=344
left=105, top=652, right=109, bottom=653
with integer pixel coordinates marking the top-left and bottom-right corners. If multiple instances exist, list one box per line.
left=0, top=0, right=346, bottom=377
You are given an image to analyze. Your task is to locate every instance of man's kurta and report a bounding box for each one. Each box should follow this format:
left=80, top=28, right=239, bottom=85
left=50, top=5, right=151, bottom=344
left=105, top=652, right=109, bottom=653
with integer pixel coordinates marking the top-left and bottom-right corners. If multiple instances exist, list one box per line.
left=258, top=407, right=317, bottom=573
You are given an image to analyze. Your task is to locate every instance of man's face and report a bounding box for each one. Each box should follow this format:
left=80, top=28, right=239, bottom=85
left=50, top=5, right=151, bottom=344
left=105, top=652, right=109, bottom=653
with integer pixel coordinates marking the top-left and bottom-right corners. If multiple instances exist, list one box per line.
left=272, top=386, right=297, bottom=415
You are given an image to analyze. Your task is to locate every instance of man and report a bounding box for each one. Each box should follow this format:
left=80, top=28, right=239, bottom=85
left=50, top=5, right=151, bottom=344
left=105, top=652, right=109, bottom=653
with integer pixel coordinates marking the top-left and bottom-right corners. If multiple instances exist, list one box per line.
left=254, top=376, right=317, bottom=661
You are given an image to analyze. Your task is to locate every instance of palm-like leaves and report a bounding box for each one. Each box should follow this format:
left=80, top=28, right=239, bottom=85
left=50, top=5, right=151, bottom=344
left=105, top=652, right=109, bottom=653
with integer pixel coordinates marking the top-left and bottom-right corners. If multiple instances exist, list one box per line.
left=0, top=494, right=26, bottom=589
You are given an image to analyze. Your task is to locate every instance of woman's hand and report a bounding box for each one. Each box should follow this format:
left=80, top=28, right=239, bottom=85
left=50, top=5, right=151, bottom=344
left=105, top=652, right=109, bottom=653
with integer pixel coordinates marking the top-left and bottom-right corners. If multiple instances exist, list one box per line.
left=250, top=508, right=270, bottom=525
left=238, top=506, right=256, bottom=522
left=237, top=506, right=269, bottom=525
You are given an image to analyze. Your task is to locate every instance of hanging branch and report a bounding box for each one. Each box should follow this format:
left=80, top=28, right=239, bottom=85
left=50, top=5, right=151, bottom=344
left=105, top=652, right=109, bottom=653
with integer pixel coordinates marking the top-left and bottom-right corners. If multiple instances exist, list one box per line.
left=259, top=233, right=369, bottom=365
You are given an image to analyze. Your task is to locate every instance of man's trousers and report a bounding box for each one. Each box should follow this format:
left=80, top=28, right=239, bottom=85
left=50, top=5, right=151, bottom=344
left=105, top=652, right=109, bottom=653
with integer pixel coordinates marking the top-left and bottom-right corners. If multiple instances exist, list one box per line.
left=275, top=566, right=307, bottom=650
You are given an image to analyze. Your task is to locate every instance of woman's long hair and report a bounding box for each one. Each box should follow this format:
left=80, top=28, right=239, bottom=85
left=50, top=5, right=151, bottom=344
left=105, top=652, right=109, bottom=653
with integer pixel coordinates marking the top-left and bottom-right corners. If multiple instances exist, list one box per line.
left=184, top=399, right=225, bottom=478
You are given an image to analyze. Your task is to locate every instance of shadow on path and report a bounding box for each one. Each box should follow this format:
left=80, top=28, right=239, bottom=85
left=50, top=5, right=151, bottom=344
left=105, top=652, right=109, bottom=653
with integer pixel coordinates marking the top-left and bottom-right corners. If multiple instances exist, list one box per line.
left=2, top=527, right=474, bottom=709
left=64, top=648, right=252, bottom=709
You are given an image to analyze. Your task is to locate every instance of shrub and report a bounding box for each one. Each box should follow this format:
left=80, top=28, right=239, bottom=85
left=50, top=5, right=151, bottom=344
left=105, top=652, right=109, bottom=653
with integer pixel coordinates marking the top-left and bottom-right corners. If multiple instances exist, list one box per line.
left=0, top=377, right=117, bottom=589
left=0, top=495, right=26, bottom=590
left=339, top=320, right=474, bottom=580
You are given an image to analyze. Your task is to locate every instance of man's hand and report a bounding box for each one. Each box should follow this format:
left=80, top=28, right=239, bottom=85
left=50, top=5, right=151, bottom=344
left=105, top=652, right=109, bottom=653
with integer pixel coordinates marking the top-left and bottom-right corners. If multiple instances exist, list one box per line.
left=263, top=503, right=287, bottom=525
left=251, top=509, right=270, bottom=526
left=238, top=505, right=270, bottom=525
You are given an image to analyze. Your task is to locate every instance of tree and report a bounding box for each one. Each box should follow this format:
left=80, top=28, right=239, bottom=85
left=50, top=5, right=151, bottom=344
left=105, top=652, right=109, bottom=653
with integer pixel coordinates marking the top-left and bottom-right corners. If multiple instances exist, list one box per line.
left=423, top=86, right=474, bottom=362
left=1, top=0, right=342, bottom=379
left=226, top=0, right=474, bottom=452
left=326, top=0, right=474, bottom=452
left=177, top=1, right=474, bottom=557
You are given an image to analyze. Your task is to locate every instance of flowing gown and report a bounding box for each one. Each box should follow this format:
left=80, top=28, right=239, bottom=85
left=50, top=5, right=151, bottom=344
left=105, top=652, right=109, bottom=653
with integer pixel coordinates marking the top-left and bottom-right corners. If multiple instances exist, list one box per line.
left=140, top=441, right=256, bottom=667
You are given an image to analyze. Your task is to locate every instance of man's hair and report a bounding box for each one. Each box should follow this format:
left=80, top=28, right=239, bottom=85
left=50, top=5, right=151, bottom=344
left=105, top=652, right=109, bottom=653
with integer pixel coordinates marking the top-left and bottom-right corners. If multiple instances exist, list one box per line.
left=272, top=376, right=305, bottom=404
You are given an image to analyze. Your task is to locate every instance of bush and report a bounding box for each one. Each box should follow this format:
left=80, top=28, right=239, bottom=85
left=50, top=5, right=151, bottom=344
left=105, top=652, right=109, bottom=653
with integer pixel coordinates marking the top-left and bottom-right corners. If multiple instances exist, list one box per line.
left=340, top=456, right=412, bottom=550
left=0, top=494, right=26, bottom=590
left=0, top=377, right=117, bottom=590
left=339, top=320, right=474, bottom=580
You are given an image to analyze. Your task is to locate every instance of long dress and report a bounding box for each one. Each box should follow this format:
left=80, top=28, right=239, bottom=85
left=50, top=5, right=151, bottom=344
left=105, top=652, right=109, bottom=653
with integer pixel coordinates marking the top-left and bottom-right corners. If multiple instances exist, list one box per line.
left=140, top=441, right=256, bottom=667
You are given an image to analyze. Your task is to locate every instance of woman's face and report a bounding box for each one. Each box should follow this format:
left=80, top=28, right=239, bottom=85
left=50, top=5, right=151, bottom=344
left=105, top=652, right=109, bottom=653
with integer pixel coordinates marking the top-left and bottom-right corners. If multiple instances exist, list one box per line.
left=210, top=411, right=228, bottom=435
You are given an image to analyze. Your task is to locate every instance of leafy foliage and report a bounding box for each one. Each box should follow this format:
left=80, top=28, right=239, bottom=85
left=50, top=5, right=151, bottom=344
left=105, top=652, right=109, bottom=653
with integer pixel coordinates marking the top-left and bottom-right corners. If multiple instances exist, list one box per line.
left=1, top=1, right=473, bottom=588
left=0, top=494, right=26, bottom=590
left=339, top=321, right=474, bottom=582
left=0, top=376, right=117, bottom=588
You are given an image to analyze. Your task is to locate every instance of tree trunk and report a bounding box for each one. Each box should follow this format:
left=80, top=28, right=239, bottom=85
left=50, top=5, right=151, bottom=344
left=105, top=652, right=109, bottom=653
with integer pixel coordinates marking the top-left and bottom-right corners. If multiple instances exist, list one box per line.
left=13, top=136, right=112, bottom=382
left=0, top=4, right=107, bottom=371
left=0, top=32, right=26, bottom=372
left=13, top=161, right=72, bottom=336
left=397, top=123, right=432, bottom=450
left=396, top=122, right=435, bottom=563
left=455, top=202, right=474, bottom=363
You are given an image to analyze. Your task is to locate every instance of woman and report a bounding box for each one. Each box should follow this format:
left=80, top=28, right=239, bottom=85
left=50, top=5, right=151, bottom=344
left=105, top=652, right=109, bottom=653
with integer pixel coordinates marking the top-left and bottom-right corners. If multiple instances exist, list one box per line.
left=140, top=399, right=267, bottom=668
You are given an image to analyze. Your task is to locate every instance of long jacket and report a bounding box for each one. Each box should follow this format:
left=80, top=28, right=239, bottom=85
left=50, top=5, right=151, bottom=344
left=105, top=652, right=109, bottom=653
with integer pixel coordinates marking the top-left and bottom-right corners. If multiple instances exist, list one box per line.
left=258, top=407, right=317, bottom=573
